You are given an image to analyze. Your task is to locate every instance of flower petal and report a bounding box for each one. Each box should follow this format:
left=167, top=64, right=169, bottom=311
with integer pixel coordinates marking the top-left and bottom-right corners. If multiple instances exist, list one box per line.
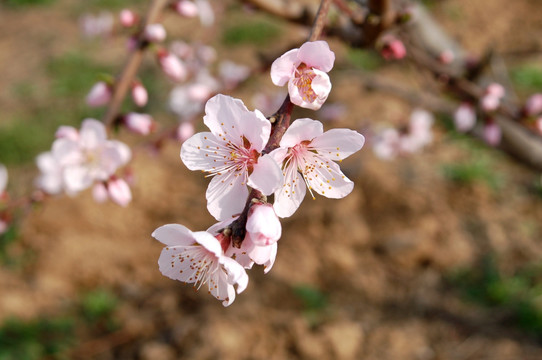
left=311, top=69, right=332, bottom=103
left=220, top=256, right=249, bottom=293
left=63, top=165, right=92, bottom=193
left=79, top=118, right=107, bottom=149
left=298, top=41, right=335, bottom=72
left=280, top=118, right=323, bottom=148
left=152, top=224, right=196, bottom=247
left=247, top=154, right=282, bottom=195
left=192, top=231, right=223, bottom=257
left=180, top=132, right=225, bottom=171
left=305, top=157, right=354, bottom=199
left=273, top=168, right=306, bottom=218
left=270, top=49, right=299, bottom=86
left=206, top=170, right=249, bottom=220
left=311, top=128, right=365, bottom=160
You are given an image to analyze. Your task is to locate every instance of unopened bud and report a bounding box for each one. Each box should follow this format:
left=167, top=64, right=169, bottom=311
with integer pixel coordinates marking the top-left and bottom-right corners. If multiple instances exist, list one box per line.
left=131, top=82, right=148, bottom=107
left=177, top=122, right=195, bottom=142
left=175, top=0, right=198, bottom=17
left=124, top=112, right=154, bottom=135
left=246, top=203, right=281, bottom=246
left=454, top=103, right=476, bottom=132
left=483, top=121, right=501, bottom=146
left=107, top=177, right=132, bottom=207
left=86, top=81, right=112, bottom=107
left=158, top=51, right=187, bottom=82
left=380, top=36, right=406, bottom=60
left=144, top=23, right=166, bottom=43
left=525, top=94, right=542, bottom=116
left=119, top=9, right=138, bottom=27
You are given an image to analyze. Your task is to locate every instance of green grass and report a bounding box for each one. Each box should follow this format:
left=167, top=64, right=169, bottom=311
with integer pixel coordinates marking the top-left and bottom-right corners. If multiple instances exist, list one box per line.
left=511, top=65, right=542, bottom=92
left=0, top=316, right=75, bottom=360
left=3, top=0, right=55, bottom=7
left=222, top=19, right=281, bottom=45
left=441, top=157, right=502, bottom=189
left=80, top=289, right=118, bottom=323
left=449, top=256, right=542, bottom=335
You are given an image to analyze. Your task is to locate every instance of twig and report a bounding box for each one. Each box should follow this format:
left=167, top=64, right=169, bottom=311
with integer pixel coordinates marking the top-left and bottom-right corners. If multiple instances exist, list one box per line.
left=102, top=0, right=170, bottom=127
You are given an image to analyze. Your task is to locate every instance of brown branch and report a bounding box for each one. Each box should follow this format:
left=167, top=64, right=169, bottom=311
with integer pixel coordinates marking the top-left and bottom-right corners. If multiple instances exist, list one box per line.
left=309, top=0, right=333, bottom=41
left=102, top=0, right=170, bottom=127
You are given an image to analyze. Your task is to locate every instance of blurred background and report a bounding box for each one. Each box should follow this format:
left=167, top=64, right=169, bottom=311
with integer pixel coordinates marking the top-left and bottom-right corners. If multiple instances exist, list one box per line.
left=1, top=0, right=542, bottom=359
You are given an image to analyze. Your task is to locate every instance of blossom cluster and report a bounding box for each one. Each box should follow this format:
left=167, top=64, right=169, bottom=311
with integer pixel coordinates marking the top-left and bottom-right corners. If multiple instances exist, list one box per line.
left=153, top=41, right=366, bottom=306
left=35, top=119, right=132, bottom=206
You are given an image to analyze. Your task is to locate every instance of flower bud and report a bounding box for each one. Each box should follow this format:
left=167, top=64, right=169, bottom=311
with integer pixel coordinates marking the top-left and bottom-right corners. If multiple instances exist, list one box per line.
left=177, top=122, right=195, bottom=142
left=380, top=36, right=406, bottom=60
left=144, top=23, right=166, bottom=43
left=107, top=178, right=132, bottom=207
left=55, top=126, right=79, bottom=141
left=175, top=0, right=198, bottom=17
left=131, top=82, right=148, bottom=107
left=119, top=9, right=138, bottom=27
left=454, top=103, right=476, bottom=132
left=92, top=182, right=109, bottom=203
left=86, top=81, right=112, bottom=107
left=246, top=203, right=281, bottom=246
left=483, top=121, right=501, bottom=146
left=525, top=94, right=542, bottom=116
left=158, top=51, right=187, bottom=82
left=124, top=112, right=154, bottom=135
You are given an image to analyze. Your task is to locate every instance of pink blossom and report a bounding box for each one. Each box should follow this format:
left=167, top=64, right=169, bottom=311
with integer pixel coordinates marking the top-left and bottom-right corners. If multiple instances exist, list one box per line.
left=119, top=9, right=138, bottom=27
left=169, top=72, right=220, bottom=120
left=153, top=223, right=248, bottom=306
left=269, top=119, right=365, bottom=218
left=35, top=152, right=65, bottom=195
left=46, top=119, right=131, bottom=194
left=181, top=95, right=283, bottom=220
left=124, top=113, right=154, bottom=135
left=246, top=203, right=281, bottom=246
left=144, top=24, right=167, bottom=43
left=406, top=108, right=434, bottom=150
left=195, top=0, right=214, bottom=26
left=454, top=103, right=476, bottom=132
left=219, top=60, right=250, bottom=90
left=481, top=83, right=505, bottom=112
left=131, top=82, right=148, bottom=107
left=372, top=128, right=400, bottom=160
left=79, top=12, right=113, bottom=38
left=380, top=36, right=407, bottom=60
left=483, top=122, right=502, bottom=146
left=175, top=0, right=199, bottom=17
left=55, top=126, right=79, bottom=141
left=525, top=94, right=542, bottom=116
left=86, top=81, right=112, bottom=107
left=158, top=51, right=187, bottom=82
left=207, top=220, right=278, bottom=273
left=271, top=41, right=335, bottom=110
left=438, top=50, right=455, bottom=64
left=92, top=182, right=108, bottom=203
left=177, top=122, right=195, bottom=142
left=107, top=177, right=132, bottom=207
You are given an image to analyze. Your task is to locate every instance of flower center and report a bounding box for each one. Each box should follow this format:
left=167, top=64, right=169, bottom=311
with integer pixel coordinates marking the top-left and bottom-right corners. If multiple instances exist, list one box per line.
left=293, top=64, right=317, bottom=103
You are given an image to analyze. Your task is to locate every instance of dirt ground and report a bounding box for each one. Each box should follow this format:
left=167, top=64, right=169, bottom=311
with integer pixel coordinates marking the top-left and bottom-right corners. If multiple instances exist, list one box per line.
left=2, top=0, right=542, bottom=359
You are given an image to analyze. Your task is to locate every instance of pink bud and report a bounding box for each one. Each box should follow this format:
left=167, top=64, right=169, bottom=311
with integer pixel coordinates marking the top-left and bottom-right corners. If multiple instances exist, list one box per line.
left=188, top=83, right=212, bottom=102
left=483, top=122, right=502, bottom=146
left=486, top=83, right=505, bottom=99
left=525, top=94, right=542, bottom=116
left=86, top=81, right=112, bottom=107
left=124, top=112, right=154, bottom=135
left=380, top=36, right=406, bottom=60
left=246, top=203, right=281, bottom=246
left=0, top=220, right=8, bottom=235
left=107, top=178, right=132, bottom=207
left=454, top=103, right=476, bottom=132
left=158, top=51, right=187, bottom=82
left=438, top=49, right=455, bottom=64
left=177, top=122, right=195, bottom=142
left=131, top=83, right=148, bottom=107
left=119, top=9, right=138, bottom=27
left=481, top=94, right=501, bottom=112
left=55, top=126, right=79, bottom=141
left=92, top=182, right=109, bottom=203
left=175, top=0, right=198, bottom=17
left=144, top=23, right=166, bottom=43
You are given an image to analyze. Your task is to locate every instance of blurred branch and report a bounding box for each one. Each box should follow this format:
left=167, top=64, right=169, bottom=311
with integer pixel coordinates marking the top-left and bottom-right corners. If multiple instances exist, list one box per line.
left=103, top=0, right=170, bottom=127
left=403, top=2, right=542, bottom=170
